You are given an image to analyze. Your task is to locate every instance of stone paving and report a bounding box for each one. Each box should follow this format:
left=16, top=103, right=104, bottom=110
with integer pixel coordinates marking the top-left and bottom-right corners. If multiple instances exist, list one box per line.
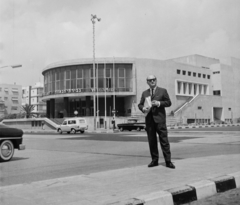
left=1, top=154, right=240, bottom=205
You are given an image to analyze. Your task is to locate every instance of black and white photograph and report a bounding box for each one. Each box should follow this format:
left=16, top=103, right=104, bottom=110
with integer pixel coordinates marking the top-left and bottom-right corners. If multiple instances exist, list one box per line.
left=1, top=0, right=240, bottom=204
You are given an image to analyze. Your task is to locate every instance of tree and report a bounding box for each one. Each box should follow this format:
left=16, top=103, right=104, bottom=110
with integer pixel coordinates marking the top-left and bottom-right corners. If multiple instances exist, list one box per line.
left=22, top=104, right=35, bottom=118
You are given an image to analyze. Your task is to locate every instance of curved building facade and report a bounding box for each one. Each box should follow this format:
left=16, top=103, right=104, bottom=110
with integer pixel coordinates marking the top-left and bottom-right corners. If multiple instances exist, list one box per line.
left=42, top=56, right=240, bottom=128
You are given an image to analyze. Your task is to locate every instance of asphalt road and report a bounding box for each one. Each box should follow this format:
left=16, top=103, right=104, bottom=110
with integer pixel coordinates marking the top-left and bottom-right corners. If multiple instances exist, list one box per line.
left=1, top=127, right=240, bottom=187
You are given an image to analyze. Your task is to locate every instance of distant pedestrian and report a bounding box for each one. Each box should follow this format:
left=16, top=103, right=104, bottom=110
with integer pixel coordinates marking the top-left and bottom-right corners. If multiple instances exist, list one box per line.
left=138, top=75, right=175, bottom=169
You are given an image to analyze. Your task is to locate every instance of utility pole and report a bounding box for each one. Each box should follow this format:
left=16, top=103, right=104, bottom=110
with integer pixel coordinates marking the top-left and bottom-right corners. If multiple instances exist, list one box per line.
left=91, top=14, right=101, bottom=130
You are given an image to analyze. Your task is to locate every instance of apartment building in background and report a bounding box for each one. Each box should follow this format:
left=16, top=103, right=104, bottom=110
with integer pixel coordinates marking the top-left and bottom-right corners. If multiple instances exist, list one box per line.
left=0, top=83, right=22, bottom=117
left=22, top=82, right=46, bottom=116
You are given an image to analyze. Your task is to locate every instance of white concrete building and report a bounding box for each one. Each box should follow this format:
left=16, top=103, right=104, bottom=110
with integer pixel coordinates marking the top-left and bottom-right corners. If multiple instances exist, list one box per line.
left=22, top=82, right=46, bottom=116
left=42, top=54, right=240, bottom=127
left=0, top=84, right=22, bottom=117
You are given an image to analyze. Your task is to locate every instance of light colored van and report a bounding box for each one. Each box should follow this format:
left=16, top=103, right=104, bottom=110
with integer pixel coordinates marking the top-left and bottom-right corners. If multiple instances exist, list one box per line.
left=57, top=118, right=88, bottom=134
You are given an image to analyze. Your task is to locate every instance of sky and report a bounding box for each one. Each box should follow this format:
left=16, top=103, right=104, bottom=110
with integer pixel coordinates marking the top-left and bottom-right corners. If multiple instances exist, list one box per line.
left=0, top=0, right=240, bottom=86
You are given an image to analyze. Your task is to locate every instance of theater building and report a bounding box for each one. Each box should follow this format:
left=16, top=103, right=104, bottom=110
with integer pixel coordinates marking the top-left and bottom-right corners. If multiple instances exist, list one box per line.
left=42, top=55, right=240, bottom=128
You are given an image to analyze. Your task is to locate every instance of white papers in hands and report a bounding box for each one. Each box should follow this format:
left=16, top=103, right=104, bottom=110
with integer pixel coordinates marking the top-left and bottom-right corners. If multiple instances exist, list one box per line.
left=143, top=96, right=152, bottom=116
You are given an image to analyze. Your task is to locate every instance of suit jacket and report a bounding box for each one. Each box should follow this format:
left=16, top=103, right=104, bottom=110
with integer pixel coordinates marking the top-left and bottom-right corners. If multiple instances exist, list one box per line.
left=138, top=86, right=172, bottom=124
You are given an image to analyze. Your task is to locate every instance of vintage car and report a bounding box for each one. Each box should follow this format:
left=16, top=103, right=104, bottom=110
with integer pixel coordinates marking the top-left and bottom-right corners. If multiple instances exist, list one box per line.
left=117, top=118, right=145, bottom=131
left=57, top=117, right=88, bottom=134
left=0, top=124, right=25, bottom=162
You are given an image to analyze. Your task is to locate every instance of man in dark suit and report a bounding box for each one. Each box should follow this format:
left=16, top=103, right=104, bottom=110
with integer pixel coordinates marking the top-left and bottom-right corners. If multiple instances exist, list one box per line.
left=138, top=75, right=175, bottom=169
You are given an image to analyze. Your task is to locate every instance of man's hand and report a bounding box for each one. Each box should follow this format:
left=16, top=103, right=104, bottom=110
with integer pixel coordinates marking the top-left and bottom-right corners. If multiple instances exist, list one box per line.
left=151, top=100, right=161, bottom=107
left=143, top=107, right=150, bottom=113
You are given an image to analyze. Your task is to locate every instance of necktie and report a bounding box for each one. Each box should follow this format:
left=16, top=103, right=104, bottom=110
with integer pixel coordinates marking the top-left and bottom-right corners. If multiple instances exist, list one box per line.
left=151, top=88, right=154, bottom=96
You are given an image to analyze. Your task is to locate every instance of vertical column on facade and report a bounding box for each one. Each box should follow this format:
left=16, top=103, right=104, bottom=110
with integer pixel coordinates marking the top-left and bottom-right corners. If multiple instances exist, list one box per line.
left=176, top=81, right=179, bottom=95
left=206, top=85, right=209, bottom=95
left=64, top=97, right=69, bottom=117
left=50, top=99, right=55, bottom=118
left=186, top=83, right=189, bottom=95
left=86, top=96, right=91, bottom=116
left=196, top=84, right=199, bottom=95
left=200, top=84, right=203, bottom=95
left=189, top=83, right=194, bottom=96
left=179, top=82, right=183, bottom=95
left=47, top=100, right=50, bottom=118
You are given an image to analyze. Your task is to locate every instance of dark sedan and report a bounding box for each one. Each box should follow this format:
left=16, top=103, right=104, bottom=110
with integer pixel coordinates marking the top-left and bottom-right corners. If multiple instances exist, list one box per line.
left=117, top=118, right=145, bottom=132
left=0, top=124, right=25, bottom=162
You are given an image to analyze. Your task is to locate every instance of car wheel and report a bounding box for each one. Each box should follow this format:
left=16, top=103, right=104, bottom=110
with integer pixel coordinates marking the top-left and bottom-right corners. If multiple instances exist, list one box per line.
left=0, top=140, right=15, bottom=162
left=136, top=127, right=141, bottom=131
left=120, top=127, right=124, bottom=132
left=80, top=130, right=84, bottom=134
left=58, top=129, right=62, bottom=134
left=71, top=129, right=76, bottom=134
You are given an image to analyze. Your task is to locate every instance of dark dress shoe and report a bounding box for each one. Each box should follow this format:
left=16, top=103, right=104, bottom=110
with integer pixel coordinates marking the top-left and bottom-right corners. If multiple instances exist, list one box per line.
left=148, top=161, right=158, bottom=168
left=166, top=162, right=175, bottom=169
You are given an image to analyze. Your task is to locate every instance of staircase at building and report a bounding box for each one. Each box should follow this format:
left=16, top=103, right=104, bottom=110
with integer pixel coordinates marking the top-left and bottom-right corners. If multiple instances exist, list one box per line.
left=173, top=95, right=201, bottom=117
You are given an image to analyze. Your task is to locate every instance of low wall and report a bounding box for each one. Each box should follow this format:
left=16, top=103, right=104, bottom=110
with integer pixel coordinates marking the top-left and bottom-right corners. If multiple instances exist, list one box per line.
left=2, top=118, right=54, bottom=130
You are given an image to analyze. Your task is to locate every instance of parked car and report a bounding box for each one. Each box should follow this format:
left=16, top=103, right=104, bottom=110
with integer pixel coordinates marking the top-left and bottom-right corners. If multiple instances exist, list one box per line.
left=0, top=124, right=25, bottom=162
left=117, top=118, right=145, bottom=131
left=57, top=117, right=88, bottom=134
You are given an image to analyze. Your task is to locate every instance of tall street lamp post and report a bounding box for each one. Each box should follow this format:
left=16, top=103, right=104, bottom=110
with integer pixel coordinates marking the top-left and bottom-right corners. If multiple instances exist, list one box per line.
left=91, top=14, right=101, bottom=130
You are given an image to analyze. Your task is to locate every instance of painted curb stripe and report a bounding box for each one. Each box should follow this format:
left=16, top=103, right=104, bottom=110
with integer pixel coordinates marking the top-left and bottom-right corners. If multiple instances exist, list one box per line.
left=123, top=174, right=239, bottom=205
left=168, top=185, right=197, bottom=205
left=211, top=176, right=236, bottom=193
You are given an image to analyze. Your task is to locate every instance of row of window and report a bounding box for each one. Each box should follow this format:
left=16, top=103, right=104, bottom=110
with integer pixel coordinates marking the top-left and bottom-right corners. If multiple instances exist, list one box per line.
left=44, top=65, right=132, bottom=94
left=177, top=69, right=210, bottom=79
left=0, top=87, right=19, bottom=94
left=213, top=71, right=220, bottom=74
left=176, top=81, right=209, bottom=96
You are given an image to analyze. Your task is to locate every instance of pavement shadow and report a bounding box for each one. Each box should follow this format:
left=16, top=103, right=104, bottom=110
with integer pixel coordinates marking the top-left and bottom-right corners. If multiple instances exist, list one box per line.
left=58, top=136, right=201, bottom=143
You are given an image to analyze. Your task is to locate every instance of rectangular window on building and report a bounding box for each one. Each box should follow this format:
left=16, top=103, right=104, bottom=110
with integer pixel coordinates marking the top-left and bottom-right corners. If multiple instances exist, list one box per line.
left=77, top=69, right=83, bottom=89
left=207, top=75, right=210, bottom=79
left=198, top=106, right=202, bottom=110
left=118, top=68, right=125, bottom=88
left=11, top=106, right=18, bottom=110
left=213, top=90, right=221, bottom=96
left=97, top=65, right=104, bottom=88
left=182, top=70, right=186, bottom=75
left=177, top=69, right=181, bottom=74
left=12, top=88, right=19, bottom=93
left=203, top=74, right=206, bottom=78
left=106, top=68, right=112, bottom=88
left=193, top=72, right=196, bottom=77
left=228, top=108, right=231, bottom=111
left=198, top=73, right=201, bottom=78
left=60, top=69, right=65, bottom=90
left=188, top=71, right=191, bottom=76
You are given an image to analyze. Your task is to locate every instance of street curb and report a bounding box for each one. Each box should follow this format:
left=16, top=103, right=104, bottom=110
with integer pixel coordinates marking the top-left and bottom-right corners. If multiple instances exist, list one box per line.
left=168, top=123, right=240, bottom=130
left=122, top=171, right=240, bottom=205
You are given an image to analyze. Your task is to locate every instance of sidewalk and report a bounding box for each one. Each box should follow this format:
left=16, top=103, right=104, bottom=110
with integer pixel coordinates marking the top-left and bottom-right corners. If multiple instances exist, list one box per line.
left=1, top=154, right=240, bottom=205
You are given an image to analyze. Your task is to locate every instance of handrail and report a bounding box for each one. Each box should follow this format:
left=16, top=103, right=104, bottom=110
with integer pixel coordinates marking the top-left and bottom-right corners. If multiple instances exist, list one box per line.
left=174, top=94, right=200, bottom=115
